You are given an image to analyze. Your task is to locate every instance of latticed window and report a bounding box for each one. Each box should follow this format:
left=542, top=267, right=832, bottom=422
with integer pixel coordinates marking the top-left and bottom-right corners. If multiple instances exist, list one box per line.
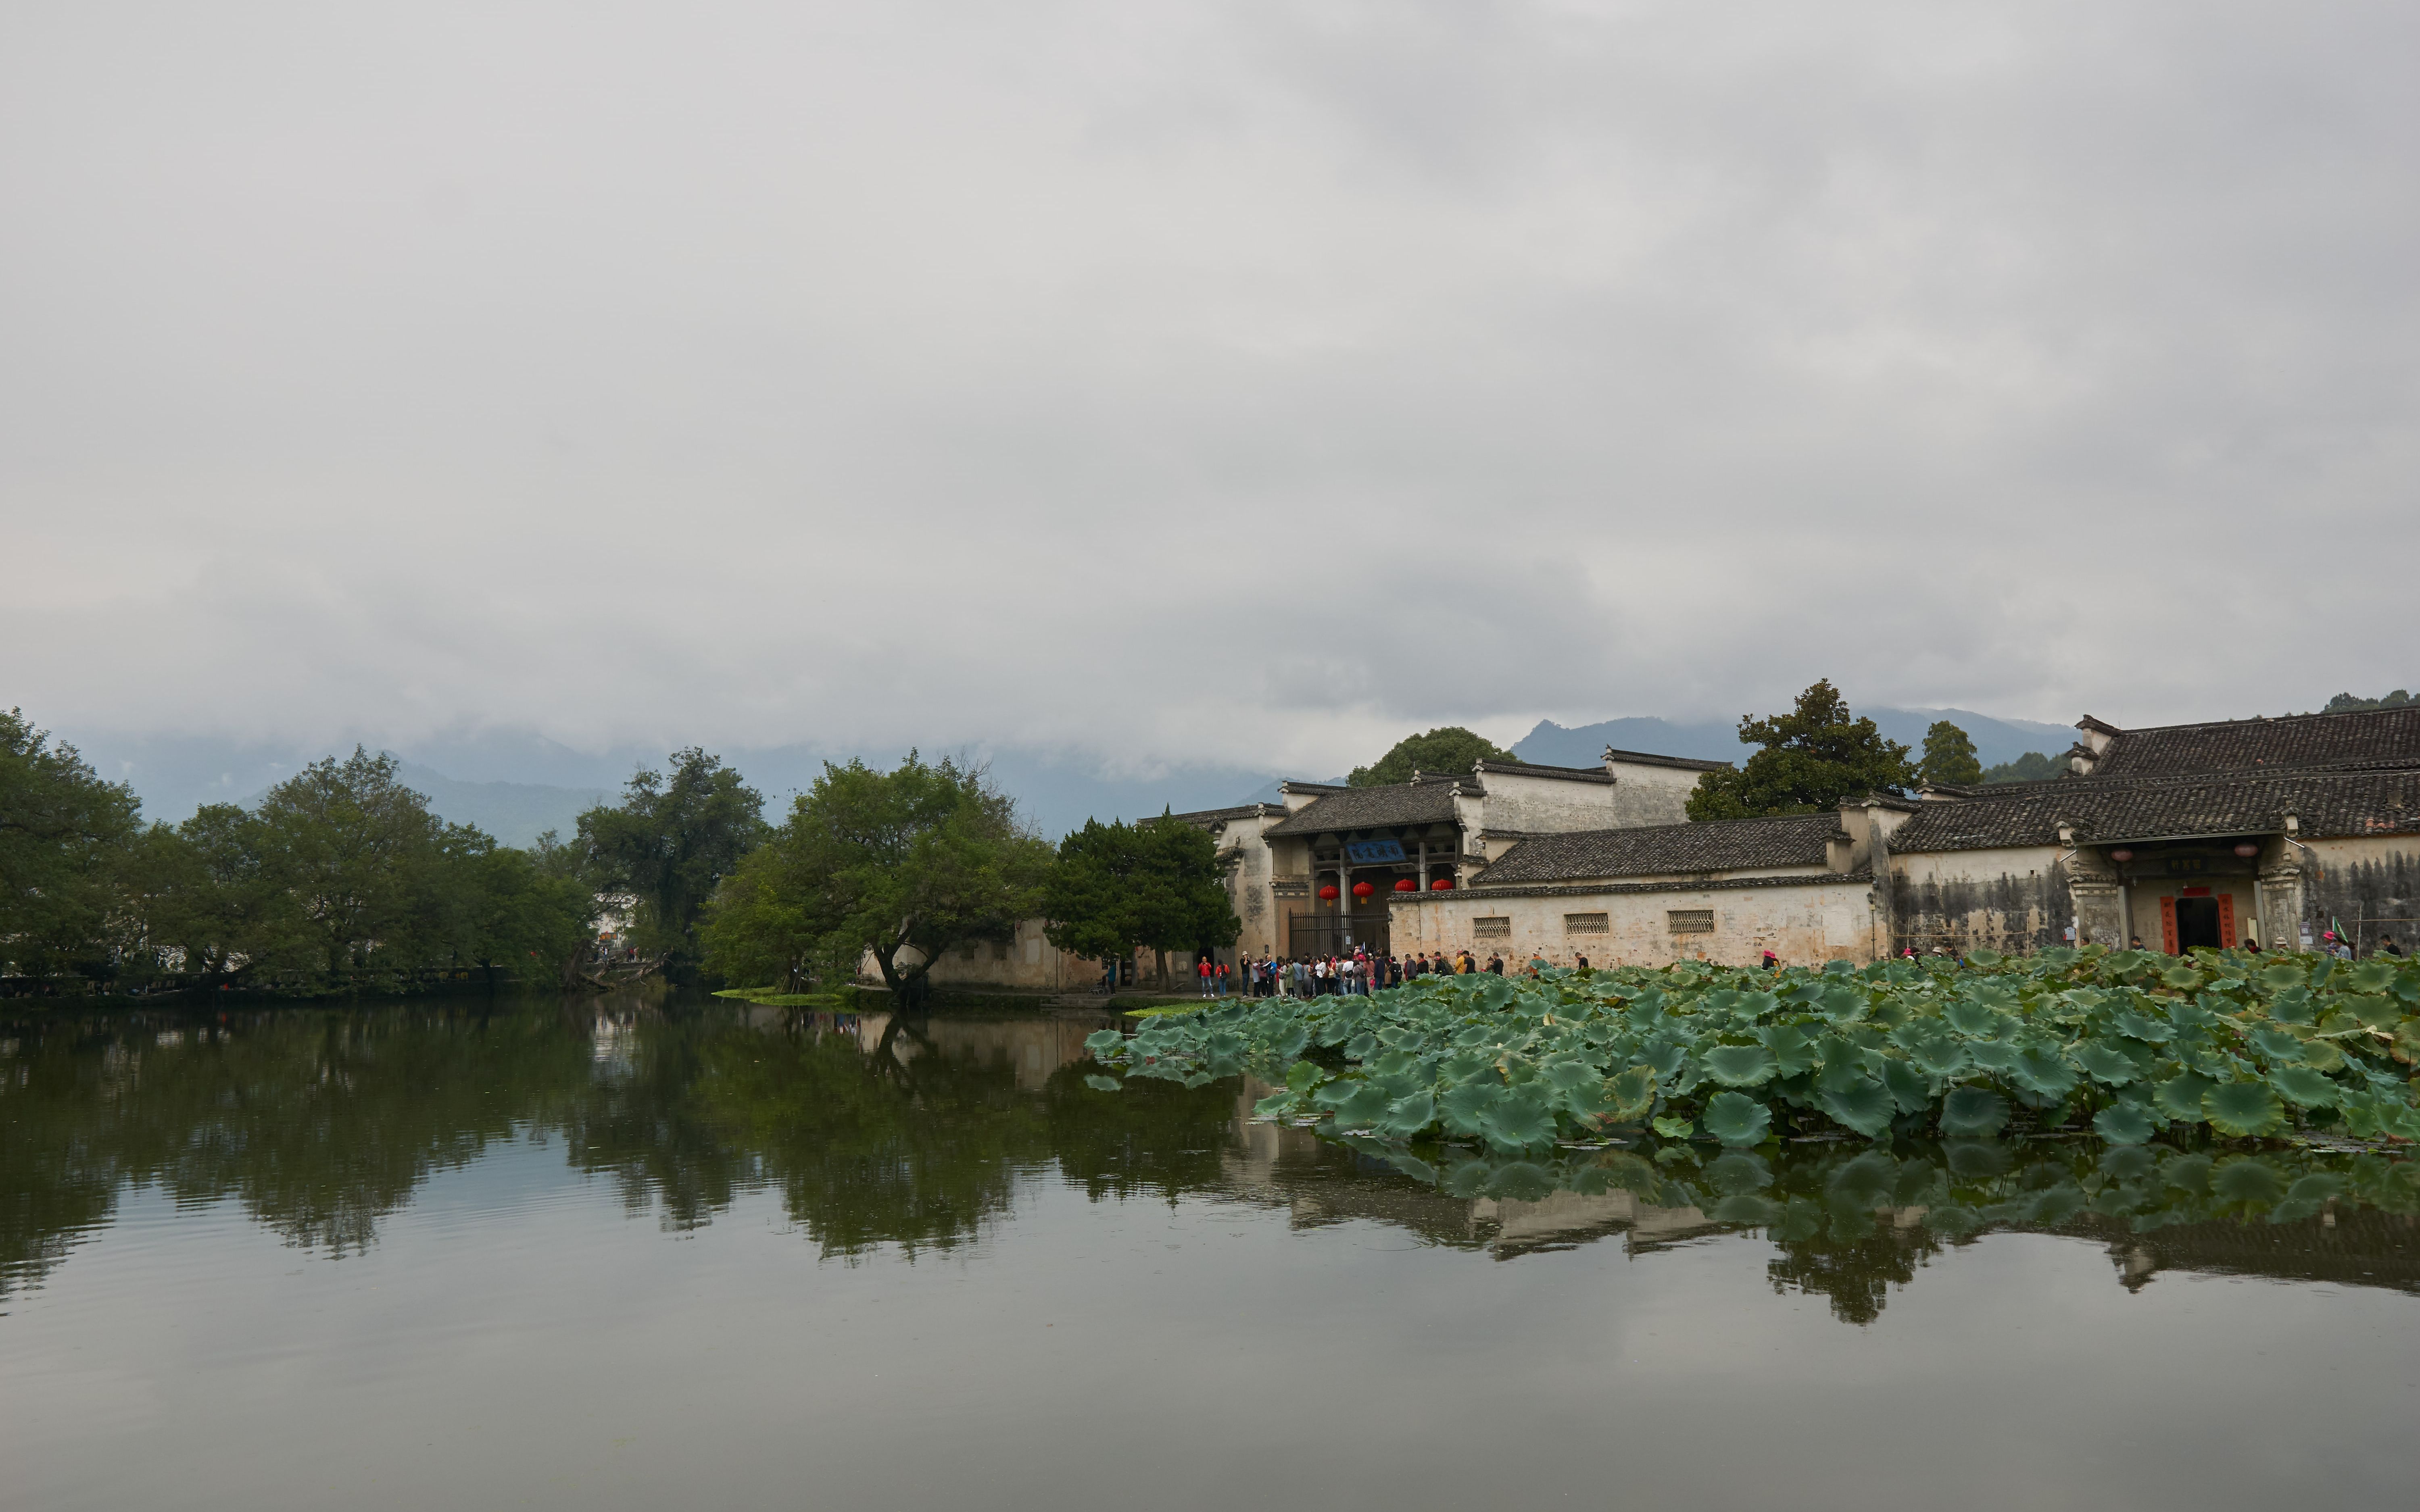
left=1564, top=912, right=1609, bottom=934
left=1667, top=909, right=1715, bottom=934
left=1472, top=916, right=1511, bottom=938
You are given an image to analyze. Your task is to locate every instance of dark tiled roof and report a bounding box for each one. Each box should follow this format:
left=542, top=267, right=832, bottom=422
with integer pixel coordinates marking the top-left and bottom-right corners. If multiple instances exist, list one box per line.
left=2088, top=707, right=2420, bottom=778
left=1470, top=759, right=1614, bottom=785
left=1454, top=870, right=1872, bottom=901
left=1476, top=814, right=1844, bottom=883
left=1602, top=746, right=1732, bottom=773
left=1886, top=768, right=2420, bottom=853
left=1264, top=779, right=1464, bottom=837
left=1168, top=803, right=1278, bottom=827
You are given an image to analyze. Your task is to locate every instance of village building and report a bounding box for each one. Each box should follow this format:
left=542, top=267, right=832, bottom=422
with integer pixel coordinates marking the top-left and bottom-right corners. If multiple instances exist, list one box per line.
left=899, top=703, right=2420, bottom=991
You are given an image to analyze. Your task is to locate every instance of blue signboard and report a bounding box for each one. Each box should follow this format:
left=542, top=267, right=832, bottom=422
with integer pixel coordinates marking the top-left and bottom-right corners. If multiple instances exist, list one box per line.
left=1344, top=839, right=1407, bottom=865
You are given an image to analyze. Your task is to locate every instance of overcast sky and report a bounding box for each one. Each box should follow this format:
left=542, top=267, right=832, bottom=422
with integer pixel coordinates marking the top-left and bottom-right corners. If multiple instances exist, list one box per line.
left=5, top=0, right=2415, bottom=783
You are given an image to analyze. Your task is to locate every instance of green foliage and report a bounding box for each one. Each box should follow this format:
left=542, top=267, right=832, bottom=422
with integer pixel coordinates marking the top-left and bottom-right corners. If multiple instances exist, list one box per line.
left=1087, top=945, right=2420, bottom=1153
left=2321, top=689, right=2412, bottom=713
left=1980, top=751, right=2065, bottom=784
left=1039, top=815, right=1240, bottom=987
left=0, top=710, right=141, bottom=976
left=1684, top=680, right=1917, bottom=821
left=578, top=750, right=765, bottom=965
left=1347, top=727, right=1515, bottom=788
left=703, top=752, right=1052, bottom=1000
left=1918, top=721, right=1984, bottom=787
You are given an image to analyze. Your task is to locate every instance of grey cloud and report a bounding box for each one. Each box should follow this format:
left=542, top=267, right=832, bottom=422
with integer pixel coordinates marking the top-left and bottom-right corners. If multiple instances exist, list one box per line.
left=3, top=0, right=2415, bottom=785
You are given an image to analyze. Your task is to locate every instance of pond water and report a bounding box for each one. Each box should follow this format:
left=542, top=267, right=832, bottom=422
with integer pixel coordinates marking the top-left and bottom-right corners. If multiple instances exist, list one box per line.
left=3, top=998, right=2415, bottom=1511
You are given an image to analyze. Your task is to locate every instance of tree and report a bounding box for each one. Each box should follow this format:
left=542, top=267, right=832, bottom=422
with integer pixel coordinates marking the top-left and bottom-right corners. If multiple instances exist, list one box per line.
left=1348, top=727, right=1515, bottom=787
left=2322, top=689, right=2413, bottom=713
left=0, top=710, right=142, bottom=977
left=701, top=752, right=1050, bottom=1004
left=1039, top=815, right=1240, bottom=989
left=245, top=749, right=452, bottom=975
left=578, top=750, right=766, bottom=967
left=1981, top=751, right=2065, bottom=784
left=1918, top=721, right=1984, bottom=787
left=1685, top=680, right=1916, bottom=821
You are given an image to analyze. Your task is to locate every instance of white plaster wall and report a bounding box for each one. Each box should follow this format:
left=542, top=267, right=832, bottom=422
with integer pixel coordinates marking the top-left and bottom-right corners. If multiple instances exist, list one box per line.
left=1470, top=770, right=1625, bottom=836
left=1389, top=880, right=1880, bottom=968
left=1600, top=759, right=1709, bottom=827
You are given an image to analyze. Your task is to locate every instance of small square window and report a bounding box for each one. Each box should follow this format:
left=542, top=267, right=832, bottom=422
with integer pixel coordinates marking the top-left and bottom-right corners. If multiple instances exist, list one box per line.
left=1472, top=916, right=1511, bottom=938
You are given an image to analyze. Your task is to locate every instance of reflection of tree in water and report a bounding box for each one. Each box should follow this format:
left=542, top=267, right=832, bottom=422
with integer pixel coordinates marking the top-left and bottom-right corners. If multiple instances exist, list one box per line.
left=1, top=1004, right=596, bottom=1296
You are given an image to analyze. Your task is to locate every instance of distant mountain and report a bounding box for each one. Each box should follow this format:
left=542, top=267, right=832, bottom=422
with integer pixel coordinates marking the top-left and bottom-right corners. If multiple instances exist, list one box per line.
left=1512, top=708, right=2078, bottom=771
left=388, top=763, right=615, bottom=848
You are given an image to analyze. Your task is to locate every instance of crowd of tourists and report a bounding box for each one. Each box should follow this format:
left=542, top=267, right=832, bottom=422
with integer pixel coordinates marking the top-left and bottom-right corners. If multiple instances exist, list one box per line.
left=1189, top=947, right=1602, bottom=998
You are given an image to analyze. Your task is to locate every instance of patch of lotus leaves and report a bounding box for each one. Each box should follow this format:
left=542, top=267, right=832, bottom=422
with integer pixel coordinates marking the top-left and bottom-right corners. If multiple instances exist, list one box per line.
left=1945, top=1000, right=2007, bottom=1038
left=2245, top=1027, right=2304, bottom=1063
left=2009, top=1046, right=2079, bottom=1100
left=2268, top=1065, right=2338, bottom=1109
left=2161, top=965, right=2203, bottom=991
left=1938, top=1086, right=2011, bottom=1137
left=2110, top=1008, right=2175, bottom=1044
left=2092, top=1102, right=2156, bottom=1143
left=1965, top=1040, right=2022, bottom=1074
left=1378, top=1091, right=1436, bottom=1137
left=1603, top=1065, right=1659, bottom=1123
left=1815, top=985, right=1868, bottom=1024
left=1905, top=1034, right=1969, bottom=1077
left=1652, top=1114, right=1696, bottom=1140
left=2101, top=1142, right=2159, bottom=1182
left=1819, top=1078, right=1896, bottom=1139
left=1479, top=1087, right=1558, bottom=1150
left=2345, top=996, right=2402, bottom=1031
left=1700, top=1091, right=1772, bottom=1147
left=2074, top=1043, right=2141, bottom=1085
left=1700, top=1043, right=1778, bottom=1087
left=2153, top=1072, right=2217, bottom=1123
left=1878, top=1056, right=1933, bottom=1114
left=2203, top=1081, right=2286, bottom=1138
left=1439, top=1081, right=1502, bottom=1137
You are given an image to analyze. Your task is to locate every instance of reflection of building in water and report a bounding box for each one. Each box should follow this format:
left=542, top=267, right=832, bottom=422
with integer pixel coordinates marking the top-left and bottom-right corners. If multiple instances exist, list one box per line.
left=801, top=1009, right=1121, bottom=1089
left=2090, top=1211, right=2420, bottom=1296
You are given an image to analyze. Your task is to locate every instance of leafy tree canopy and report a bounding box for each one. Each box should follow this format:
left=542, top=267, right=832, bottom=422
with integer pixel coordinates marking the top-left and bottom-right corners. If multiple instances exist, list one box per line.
left=0, top=710, right=140, bottom=976
left=702, top=752, right=1051, bottom=1001
left=1917, top=721, right=1984, bottom=787
left=2322, top=689, right=2412, bottom=713
left=1348, top=727, right=1515, bottom=787
left=578, top=750, right=765, bottom=965
left=1982, top=750, right=2066, bottom=784
left=1684, top=680, right=1915, bottom=821
left=1041, top=815, right=1241, bottom=986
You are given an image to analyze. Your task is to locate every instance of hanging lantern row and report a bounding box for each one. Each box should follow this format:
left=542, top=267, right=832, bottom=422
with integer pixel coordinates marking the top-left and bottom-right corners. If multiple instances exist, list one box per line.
left=1393, top=877, right=1417, bottom=893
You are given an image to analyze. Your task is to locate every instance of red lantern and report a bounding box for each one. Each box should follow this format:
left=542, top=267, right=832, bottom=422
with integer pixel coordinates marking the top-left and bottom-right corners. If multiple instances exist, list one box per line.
left=1318, top=884, right=1340, bottom=902
left=1352, top=881, right=1375, bottom=903
left=1393, top=877, right=1416, bottom=892
left=2233, top=842, right=2260, bottom=858
left=2109, top=849, right=2134, bottom=863
left=1431, top=877, right=1454, bottom=891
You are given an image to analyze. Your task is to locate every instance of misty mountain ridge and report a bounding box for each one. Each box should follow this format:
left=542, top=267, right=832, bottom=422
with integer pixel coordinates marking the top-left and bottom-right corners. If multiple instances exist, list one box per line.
left=75, top=705, right=2085, bottom=847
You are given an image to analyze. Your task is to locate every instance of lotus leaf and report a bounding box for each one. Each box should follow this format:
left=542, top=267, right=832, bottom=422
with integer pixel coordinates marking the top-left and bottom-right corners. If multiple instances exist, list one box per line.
left=1439, top=1081, right=1502, bottom=1136
left=1379, top=1091, right=1437, bottom=1137
left=2093, top=1103, right=2156, bottom=1143
left=1639, top=1039, right=1689, bottom=1080
left=1083, top=1073, right=1125, bottom=1094
left=1083, top=1028, right=1125, bottom=1056
left=2161, top=965, right=2203, bottom=991
left=2246, top=1027, right=2304, bottom=1063
left=1701, top=1043, right=1779, bottom=1087
left=2210, top=1157, right=2287, bottom=1204
left=1907, top=1035, right=1970, bottom=1077
left=1251, top=1089, right=1300, bottom=1119
left=2153, top=1072, right=2217, bottom=1123
left=1879, top=1056, right=1933, bottom=1114
left=1968, top=948, right=2005, bottom=968
left=2203, top=1081, right=2286, bottom=1138
left=2257, top=961, right=2309, bottom=991
left=2009, top=1046, right=2080, bottom=1100
left=2346, top=995, right=2401, bottom=1030
left=1652, top=1115, right=1696, bottom=1140
left=2111, top=1009, right=2175, bottom=1044
left=1759, top=1022, right=1820, bottom=1076
left=2346, top=961, right=2397, bottom=993
left=1327, top=1081, right=1395, bottom=1128
left=2026, top=1185, right=2088, bottom=1225
left=1604, top=1066, right=1659, bottom=1123
left=2074, top=1043, right=2141, bottom=1085
left=2268, top=1065, right=2338, bottom=1108
left=1816, top=985, right=1868, bottom=1024
left=1480, top=1087, right=1558, bottom=1150
left=2316, top=1012, right=2361, bottom=1037
left=2100, top=1143, right=2159, bottom=1179
left=1701, top=1091, right=1772, bottom=1147
left=1542, top=1058, right=1600, bottom=1092
left=1938, top=1087, right=2011, bottom=1137
left=1473, top=976, right=1517, bottom=1012
left=1946, top=1001, right=2005, bottom=1037
left=1819, top=1078, right=1896, bottom=1139
left=1965, top=1040, right=2022, bottom=1074
left=1440, top=1050, right=1495, bottom=1083
left=2266, top=987, right=2316, bottom=1025
left=1371, top=1048, right=1420, bottom=1078
left=2298, top=1039, right=2346, bottom=1073
left=1344, top=1032, right=1380, bottom=1061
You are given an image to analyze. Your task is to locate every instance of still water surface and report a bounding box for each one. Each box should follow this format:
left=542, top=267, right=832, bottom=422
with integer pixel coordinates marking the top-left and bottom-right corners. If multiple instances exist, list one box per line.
left=3, top=997, right=2415, bottom=1511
